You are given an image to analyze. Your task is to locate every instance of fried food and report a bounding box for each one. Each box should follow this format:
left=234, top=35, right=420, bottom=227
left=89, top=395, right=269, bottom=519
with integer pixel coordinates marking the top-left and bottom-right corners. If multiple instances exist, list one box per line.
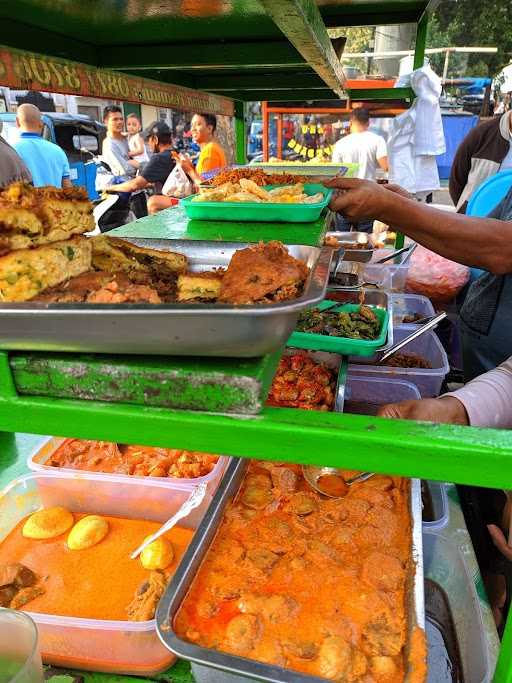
left=0, top=235, right=92, bottom=302
left=0, top=182, right=94, bottom=255
left=219, top=241, right=308, bottom=305
left=0, top=563, right=43, bottom=608
left=209, top=168, right=307, bottom=187
left=175, top=461, right=423, bottom=681
left=91, top=235, right=187, bottom=282
left=177, top=271, right=223, bottom=302
left=267, top=352, right=336, bottom=411
left=239, top=178, right=271, bottom=200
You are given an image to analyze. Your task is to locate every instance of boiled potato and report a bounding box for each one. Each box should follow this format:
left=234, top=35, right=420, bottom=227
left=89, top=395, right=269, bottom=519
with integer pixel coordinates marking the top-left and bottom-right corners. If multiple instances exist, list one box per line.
left=140, top=536, right=174, bottom=570
left=22, top=506, right=74, bottom=539
left=67, top=515, right=109, bottom=550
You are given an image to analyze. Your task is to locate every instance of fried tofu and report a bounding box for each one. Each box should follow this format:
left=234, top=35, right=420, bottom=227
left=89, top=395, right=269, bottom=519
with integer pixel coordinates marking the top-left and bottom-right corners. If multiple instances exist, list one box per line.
left=218, top=241, right=308, bottom=305
left=0, top=183, right=94, bottom=255
left=91, top=236, right=187, bottom=282
left=0, top=235, right=92, bottom=302
left=177, top=271, right=223, bottom=302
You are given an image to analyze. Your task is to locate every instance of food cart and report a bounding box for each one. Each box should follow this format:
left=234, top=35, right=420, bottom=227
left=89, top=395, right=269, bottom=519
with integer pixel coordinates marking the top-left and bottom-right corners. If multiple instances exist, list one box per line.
left=0, top=1, right=510, bottom=682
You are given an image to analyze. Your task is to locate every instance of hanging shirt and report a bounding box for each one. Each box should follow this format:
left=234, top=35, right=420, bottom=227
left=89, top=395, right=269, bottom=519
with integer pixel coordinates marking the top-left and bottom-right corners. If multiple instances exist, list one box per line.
left=196, top=141, right=227, bottom=176
left=14, top=132, right=70, bottom=188
left=331, top=130, right=387, bottom=180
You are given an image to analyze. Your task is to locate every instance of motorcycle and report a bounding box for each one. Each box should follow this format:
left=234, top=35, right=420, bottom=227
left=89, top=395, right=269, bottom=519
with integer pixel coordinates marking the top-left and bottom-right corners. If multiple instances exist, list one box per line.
left=81, top=150, right=145, bottom=234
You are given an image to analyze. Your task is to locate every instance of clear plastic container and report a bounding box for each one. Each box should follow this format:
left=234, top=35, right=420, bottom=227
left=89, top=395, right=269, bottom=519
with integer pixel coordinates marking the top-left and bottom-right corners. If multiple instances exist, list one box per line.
left=423, top=531, right=496, bottom=683
left=391, top=293, right=436, bottom=327
left=0, top=470, right=210, bottom=675
left=343, top=376, right=421, bottom=415
left=363, top=249, right=412, bottom=292
left=27, top=437, right=229, bottom=497
left=422, top=481, right=449, bottom=531
left=348, top=328, right=450, bottom=398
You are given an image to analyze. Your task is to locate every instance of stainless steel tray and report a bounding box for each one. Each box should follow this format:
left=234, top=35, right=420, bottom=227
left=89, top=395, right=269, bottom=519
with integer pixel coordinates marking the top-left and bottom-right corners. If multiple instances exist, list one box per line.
left=156, top=458, right=425, bottom=683
left=0, top=239, right=332, bottom=358
left=325, top=231, right=375, bottom=264
left=280, top=348, right=348, bottom=413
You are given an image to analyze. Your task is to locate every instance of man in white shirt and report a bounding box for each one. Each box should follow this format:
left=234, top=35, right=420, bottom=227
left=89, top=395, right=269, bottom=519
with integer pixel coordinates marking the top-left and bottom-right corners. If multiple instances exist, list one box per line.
left=331, top=109, right=388, bottom=232
left=101, top=105, right=139, bottom=180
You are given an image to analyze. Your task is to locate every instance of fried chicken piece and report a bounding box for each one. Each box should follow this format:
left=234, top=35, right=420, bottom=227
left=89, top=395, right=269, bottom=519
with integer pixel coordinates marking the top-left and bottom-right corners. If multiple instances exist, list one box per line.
left=127, top=570, right=167, bottom=621
left=218, top=241, right=308, bottom=304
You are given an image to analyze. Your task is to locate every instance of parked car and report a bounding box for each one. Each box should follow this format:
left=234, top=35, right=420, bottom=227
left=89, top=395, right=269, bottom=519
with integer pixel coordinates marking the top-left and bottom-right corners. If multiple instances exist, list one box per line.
left=0, top=112, right=105, bottom=199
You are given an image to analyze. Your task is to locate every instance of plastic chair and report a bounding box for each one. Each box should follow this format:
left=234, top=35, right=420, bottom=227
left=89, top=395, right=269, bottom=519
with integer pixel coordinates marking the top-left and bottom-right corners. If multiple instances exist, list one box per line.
left=466, top=170, right=512, bottom=282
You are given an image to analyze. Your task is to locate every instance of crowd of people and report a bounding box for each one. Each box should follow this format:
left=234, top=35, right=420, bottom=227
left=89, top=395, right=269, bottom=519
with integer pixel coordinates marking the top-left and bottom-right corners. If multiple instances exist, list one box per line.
left=0, top=103, right=228, bottom=216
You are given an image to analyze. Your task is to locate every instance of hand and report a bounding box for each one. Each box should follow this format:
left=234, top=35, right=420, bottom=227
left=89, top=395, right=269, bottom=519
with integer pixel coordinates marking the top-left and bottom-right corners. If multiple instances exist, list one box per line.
left=178, top=156, right=194, bottom=175
left=323, top=177, right=411, bottom=222
left=377, top=396, right=469, bottom=425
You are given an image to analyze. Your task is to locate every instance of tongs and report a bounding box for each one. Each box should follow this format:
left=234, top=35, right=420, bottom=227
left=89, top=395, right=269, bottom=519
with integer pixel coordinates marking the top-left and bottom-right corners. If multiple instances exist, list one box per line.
left=374, top=243, right=417, bottom=265
left=377, top=311, right=447, bottom=364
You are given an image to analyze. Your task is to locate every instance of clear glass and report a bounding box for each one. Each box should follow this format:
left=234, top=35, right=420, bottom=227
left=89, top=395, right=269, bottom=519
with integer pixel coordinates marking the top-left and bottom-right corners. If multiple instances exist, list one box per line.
left=0, top=609, right=43, bottom=683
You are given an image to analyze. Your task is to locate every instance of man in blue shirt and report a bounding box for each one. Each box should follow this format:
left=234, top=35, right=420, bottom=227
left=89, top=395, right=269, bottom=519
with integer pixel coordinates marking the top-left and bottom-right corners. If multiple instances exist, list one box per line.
left=14, top=104, right=71, bottom=188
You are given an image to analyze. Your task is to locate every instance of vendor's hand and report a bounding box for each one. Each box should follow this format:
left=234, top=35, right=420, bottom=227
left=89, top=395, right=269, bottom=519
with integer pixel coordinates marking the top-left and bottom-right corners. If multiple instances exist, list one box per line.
left=323, top=177, right=411, bottom=221
left=488, top=524, right=512, bottom=562
left=377, top=396, right=469, bottom=425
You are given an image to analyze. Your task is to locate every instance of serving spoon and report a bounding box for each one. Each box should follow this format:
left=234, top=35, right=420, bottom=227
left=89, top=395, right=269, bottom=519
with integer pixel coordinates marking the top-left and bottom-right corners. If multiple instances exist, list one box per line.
left=130, top=482, right=207, bottom=560
left=302, top=466, right=375, bottom=499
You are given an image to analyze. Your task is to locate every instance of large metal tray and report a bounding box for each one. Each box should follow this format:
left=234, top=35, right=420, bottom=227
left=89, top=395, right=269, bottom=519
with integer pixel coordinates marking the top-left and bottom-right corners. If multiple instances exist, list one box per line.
left=325, top=231, right=375, bottom=264
left=156, top=458, right=425, bottom=683
left=0, top=239, right=332, bottom=358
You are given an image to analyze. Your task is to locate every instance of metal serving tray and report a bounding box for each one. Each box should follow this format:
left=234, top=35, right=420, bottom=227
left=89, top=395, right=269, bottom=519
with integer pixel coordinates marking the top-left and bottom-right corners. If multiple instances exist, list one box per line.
left=0, top=239, right=332, bottom=358
left=325, top=231, right=375, bottom=264
left=156, top=458, right=425, bottom=683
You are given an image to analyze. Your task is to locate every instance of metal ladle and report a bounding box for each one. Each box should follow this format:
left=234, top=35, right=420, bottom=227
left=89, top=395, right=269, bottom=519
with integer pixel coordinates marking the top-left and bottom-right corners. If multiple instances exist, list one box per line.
left=302, top=466, right=375, bottom=499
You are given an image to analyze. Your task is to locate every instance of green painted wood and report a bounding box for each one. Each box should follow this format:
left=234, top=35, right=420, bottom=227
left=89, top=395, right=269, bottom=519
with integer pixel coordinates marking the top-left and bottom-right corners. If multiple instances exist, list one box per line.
left=259, top=0, right=345, bottom=96
left=109, top=205, right=328, bottom=247
left=2, top=351, right=512, bottom=490
left=10, top=351, right=282, bottom=415
left=346, top=87, right=415, bottom=102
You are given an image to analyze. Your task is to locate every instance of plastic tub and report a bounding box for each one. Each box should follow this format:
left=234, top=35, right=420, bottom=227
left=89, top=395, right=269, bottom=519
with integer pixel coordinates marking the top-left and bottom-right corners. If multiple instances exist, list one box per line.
left=392, top=293, right=435, bottom=327
left=27, top=437, right=229, bottom=497
left=363, top=248, right=412, bottom=292
left=288, top=300, right=389, bottom=356
left=422, top=481, right=449, bottom=531
left=423, top=531, right=495, bottom=683
left=0, top=470, right=210, bottom=675
left=348, top=328, right=450, bottom=398
left=343, top=375, right=421, bottom=415
left=181, top=184, right=332, bottom=223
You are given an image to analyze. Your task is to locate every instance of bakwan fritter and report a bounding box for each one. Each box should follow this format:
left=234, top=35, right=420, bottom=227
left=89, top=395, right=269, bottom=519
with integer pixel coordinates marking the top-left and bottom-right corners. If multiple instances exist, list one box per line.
left=219, top=241, right=308, bottom=304
left=0, top=182, right=93, bottom=255
left=0, top=236, right=92, bottom=302
left=177, top=271, right=223, bottom=302
left=175, top=461, right=427, bottom=682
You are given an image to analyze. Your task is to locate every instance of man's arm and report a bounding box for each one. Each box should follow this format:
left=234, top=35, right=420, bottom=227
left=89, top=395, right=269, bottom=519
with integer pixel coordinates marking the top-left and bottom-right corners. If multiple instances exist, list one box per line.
left=62, top=177, right=72, bottom=188
left=377, top=155, right=388, bottom=172
left=61, top=152, right=72, bottom=189
left=378, top=356, right=512, bottom=430
left=106, top=175, right=149, bottom=193
left=324, top=177, right=512, bottom=274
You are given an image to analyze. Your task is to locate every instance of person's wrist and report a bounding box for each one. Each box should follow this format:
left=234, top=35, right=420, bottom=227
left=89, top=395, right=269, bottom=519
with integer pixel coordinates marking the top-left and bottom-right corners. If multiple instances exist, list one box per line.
left=438, top=396, right=470, bottom=425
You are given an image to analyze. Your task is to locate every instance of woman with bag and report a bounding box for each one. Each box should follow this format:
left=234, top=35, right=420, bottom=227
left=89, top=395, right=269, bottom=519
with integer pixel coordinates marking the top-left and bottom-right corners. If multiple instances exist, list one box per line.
left=147, top=113, right=227, bottom=214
